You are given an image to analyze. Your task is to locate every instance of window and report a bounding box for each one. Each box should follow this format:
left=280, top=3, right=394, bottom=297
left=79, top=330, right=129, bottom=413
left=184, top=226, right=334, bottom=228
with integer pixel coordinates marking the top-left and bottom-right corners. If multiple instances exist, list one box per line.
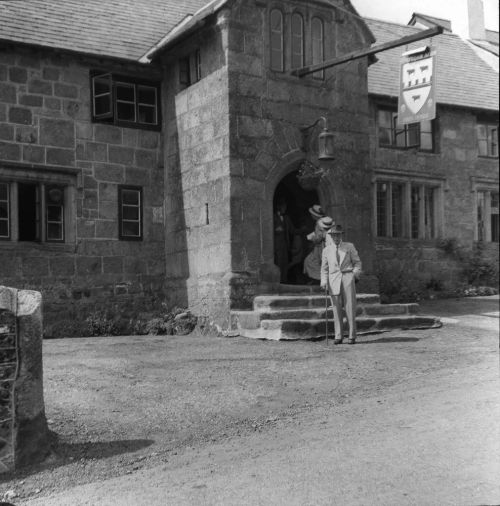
left=269, top=9, right=329, bottom=76
left=411, top=184, right=439, bottom=239
left=476, top=123, right=498, bottom=158
left=291, top=13, right=304, bottom=70
left=0, top=183, right=9, bottom=239
left=91, top=73, right=160, bottom=129
left=0, top=181, right=71, bottom=243
left=270, top=9, right=284, bottom=71
left=375, top=178, right=442, bottom=239
left=378, top=109, right=434, bottom=151
left=311, top=17, right=325, bottom=80
left=119, top=186, right=142, bottom=240
left=376, top=182, right=405, bottom=238
left=179, top=49, right=201, bottom=89
left=477, top=190, right=499, bottom=242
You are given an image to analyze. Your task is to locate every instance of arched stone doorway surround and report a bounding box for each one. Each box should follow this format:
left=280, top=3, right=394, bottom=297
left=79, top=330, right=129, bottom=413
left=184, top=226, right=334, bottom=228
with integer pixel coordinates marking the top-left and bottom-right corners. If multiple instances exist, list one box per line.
left=259, top=149, right=337, bottom=285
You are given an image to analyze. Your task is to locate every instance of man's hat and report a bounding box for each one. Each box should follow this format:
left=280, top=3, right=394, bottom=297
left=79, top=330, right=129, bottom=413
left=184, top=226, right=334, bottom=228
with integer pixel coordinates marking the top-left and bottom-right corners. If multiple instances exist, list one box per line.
left=308, top=205, right=325, bottom=220
left=327, top=224, right=344, bottom=235
left=317, top=217, right=334, bottom=230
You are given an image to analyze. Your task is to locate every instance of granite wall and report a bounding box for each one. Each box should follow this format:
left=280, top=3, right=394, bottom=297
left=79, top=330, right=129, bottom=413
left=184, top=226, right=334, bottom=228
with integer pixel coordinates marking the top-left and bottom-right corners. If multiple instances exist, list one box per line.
left=0, top=285, right=48, bottom=472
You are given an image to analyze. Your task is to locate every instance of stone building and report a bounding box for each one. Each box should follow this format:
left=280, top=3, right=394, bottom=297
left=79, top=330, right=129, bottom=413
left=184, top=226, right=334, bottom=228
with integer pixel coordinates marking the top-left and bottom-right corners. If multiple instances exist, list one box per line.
left=0, top=0, right=379, bottom=331
left=366, top=2, right=498, bottom=292
left=0, top=0, right=497, bottom=332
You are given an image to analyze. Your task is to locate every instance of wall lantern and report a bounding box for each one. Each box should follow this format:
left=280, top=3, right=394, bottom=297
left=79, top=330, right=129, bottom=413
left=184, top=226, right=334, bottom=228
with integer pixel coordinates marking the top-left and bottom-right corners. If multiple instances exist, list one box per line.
left=318, top=120, right=335, bottom=161
left=301, top=116, right=335, bottom=161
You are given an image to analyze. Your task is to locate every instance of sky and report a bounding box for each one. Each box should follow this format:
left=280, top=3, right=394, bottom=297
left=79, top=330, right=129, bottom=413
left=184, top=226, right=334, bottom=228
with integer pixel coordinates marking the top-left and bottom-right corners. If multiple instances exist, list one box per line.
left=350, top=0, right=499, bottom=31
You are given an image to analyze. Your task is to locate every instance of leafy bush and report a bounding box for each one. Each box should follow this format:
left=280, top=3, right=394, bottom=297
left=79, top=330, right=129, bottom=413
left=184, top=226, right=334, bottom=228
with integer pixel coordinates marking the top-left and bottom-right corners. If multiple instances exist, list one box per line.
left=438, top=238, right=499, bottom=286
left=85, top=311, right=120, bottom=337
left=144, top=307, right=197, bottom=336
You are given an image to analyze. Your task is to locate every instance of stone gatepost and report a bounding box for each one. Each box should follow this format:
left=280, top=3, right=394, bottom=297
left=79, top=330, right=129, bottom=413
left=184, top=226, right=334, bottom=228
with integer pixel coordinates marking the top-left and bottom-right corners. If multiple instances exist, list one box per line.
left=0, top=286, right=49, bottom=472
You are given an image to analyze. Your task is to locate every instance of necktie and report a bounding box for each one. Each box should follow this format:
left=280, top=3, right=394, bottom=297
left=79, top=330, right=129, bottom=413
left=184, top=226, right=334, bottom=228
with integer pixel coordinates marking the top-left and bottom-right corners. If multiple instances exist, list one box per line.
left=336, top=247, right=340, bottom=265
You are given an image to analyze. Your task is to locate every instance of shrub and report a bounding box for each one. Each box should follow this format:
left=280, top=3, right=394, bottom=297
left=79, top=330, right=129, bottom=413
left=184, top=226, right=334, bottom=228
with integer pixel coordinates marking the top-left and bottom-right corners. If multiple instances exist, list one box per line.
left=85, top=311, right=120, bottom=337
left=438, top=238, right=499, bottom=287
left=143, top=307, right=197, bottom=336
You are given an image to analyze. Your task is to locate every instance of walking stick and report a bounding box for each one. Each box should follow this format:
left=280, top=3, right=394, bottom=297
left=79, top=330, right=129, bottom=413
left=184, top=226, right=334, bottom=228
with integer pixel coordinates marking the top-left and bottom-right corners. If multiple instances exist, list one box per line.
left=324, top=284, right=329, bottom=345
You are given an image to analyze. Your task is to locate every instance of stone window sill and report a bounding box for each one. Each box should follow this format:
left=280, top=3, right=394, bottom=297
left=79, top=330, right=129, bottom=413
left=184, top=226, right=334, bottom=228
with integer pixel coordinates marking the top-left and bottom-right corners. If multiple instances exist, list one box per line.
left=0, top=241, right=76, bottom=254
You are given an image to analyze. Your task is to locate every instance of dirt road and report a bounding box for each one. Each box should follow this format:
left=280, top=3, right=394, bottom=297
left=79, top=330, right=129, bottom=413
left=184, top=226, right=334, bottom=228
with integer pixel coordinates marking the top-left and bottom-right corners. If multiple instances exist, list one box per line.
left=4, top=297, right=499, bottom=505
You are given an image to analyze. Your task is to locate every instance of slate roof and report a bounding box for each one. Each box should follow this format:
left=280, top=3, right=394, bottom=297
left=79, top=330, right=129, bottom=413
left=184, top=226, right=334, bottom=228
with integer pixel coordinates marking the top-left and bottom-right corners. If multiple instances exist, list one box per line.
left=366, top=18, right=499, bottom=112
left=0, top=0, right=212, bottom=61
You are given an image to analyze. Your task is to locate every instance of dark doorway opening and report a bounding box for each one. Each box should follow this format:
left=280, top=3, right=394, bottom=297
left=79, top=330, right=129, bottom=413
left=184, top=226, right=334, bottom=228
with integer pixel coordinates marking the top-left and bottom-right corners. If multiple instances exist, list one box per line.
left=273, top=170, right=320, bottom=285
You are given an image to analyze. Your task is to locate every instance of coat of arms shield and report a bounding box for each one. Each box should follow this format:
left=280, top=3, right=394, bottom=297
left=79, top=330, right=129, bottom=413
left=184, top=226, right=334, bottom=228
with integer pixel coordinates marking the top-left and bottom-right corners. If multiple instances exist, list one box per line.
left=398, top=49, right=436, bottom=126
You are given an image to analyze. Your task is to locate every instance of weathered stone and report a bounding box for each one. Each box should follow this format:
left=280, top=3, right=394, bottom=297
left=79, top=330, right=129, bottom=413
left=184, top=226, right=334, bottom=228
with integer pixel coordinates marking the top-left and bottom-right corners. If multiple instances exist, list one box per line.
left=19, top=94, right=43, bottom=107
left=54, top=82, right=78, bottom=99
left=39, top=117, right=75, bottom=147
left=0, top=286, right=49, bottom=472
left=42, top=67, right=60, bottom=81
left=0, top=141, right=20, bottom=160
left=0, top=124, right=14, bottom=141
left=95, top=124, right=122, bottom=145
left=46, top=147, right=74, bottom=166
left=8, top=107, right=32, bottom=125
left=76, top=257, right=102, bottom=275
left=15, top=125, right=37, bottom=144
left=0, top=83, right=16, bottom=103
left=28, top=79, right=52, bottom=95
left=109, top=145, right=135, bottom=165
left=22, top=145, right=45, bottom=163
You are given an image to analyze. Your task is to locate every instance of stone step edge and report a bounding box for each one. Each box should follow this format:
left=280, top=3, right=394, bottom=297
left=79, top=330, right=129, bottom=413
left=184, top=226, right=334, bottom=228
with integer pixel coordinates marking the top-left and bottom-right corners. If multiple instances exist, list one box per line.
left=235, top=303, right=420, bottom=317
left=236, top=315, right=442, bottom=341
left=231, top=304, right=421, bottom=330
left=253, top=294, right=381, bottom=310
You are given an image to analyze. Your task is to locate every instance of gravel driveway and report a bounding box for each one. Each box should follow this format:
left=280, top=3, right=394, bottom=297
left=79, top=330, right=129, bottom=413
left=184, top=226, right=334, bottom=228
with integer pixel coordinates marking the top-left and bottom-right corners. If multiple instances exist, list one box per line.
left=1, top=296, right=498, bottom=505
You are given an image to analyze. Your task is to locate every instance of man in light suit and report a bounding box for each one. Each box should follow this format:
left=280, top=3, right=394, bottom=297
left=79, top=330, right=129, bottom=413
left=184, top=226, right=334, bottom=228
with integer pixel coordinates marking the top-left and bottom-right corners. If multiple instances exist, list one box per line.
left=320, top=224, right=362, bottom=344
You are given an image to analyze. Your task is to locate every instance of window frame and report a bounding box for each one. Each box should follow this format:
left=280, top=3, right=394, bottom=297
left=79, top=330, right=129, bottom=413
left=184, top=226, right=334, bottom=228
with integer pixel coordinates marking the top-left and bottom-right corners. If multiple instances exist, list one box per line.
left=373, top=175, right=444, bottom=240
left=270, top=8, right=285, bottom=72
left=179, top=49, right=202, bottom=89
left=476, top=122, right=499, bottom=158
left=118, top=185, right=143, bottom=241
left=90, top=72, right=161, bottom=130
left=475, top=188, right=499, bottom=242
left=311, top=16, right=325, bottom=80
left=291, top=12, right=305, bottom=70
left=0, top=172, right=75, bottom=245
left=0, top=182, right=10, bottom=240
left=377, top=107, right=435, bottom=152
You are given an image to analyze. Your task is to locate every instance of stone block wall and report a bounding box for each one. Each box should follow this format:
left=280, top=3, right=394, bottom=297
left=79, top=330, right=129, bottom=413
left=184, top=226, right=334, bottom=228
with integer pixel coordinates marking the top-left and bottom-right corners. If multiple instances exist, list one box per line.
left=0, top=286, right=48, bottom=472
left=225, top=0, right=376, bottom=307
left=162, top=15, right=233, bottom=321
left=369, top=102, right=499, bottom=287
left=0, top=46, right=165, bottom=333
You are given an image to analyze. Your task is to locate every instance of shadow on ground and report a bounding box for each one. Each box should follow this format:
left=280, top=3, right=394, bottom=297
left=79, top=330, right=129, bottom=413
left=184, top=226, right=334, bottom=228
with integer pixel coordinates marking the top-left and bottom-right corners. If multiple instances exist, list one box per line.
left=359, top=337, right=420, bottom=344
left=54, top=437, right=154, bottom=461
left=3, top=434, right=154, bottom=480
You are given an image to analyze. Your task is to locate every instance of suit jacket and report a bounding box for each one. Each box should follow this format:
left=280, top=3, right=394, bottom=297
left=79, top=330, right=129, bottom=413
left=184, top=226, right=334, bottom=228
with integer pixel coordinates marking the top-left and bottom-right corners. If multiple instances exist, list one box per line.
left=320, top=241, right=362, bottom=295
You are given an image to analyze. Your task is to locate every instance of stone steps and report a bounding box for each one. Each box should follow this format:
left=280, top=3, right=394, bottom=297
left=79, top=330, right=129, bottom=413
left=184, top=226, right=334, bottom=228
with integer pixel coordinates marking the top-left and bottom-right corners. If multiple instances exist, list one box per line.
left=230, top=291, right=441, bottom=341
left=253, top=293, right=380, bottom=310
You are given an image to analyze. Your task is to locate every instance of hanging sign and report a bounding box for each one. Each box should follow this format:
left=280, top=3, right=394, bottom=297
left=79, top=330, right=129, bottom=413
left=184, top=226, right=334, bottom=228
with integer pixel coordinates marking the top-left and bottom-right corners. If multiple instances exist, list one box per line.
left=397, top=46, right=436, bottom=125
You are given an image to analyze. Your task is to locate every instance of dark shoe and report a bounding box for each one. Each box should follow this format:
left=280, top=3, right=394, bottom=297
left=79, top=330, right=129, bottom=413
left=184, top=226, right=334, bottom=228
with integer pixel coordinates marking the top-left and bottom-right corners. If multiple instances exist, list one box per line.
left=347, top=338, right=356, bottom=345
left=333, top=338, right=343, bottom=345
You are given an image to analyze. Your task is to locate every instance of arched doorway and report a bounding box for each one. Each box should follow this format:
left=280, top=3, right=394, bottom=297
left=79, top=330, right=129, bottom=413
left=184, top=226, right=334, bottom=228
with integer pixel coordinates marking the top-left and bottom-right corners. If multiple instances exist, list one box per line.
left=273, top=170, right=320, bottom=285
